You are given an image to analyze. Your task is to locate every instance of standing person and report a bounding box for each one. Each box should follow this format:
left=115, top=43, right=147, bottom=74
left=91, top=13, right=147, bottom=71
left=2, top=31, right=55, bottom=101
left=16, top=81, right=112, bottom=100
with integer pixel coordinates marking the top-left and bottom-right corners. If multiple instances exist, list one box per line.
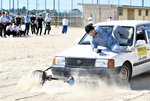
left=36, top=15, right=44, bottom=35
left=15, top=13, right=22, bottom=26
left=107, top=17, right=113, bottom=21
left=88, top=14, right=93, bottom=24
left=30, top=13, right=37, bottom=34
left=24, top=13, right=31, bottom=36
left=0, top=12, right=3, bottom=37
left=6, top=12, right=13, bottom=24
left=62, top=16, right=68, bottom=34
left=1, top=12, right=9, bottom=37
left=44, top=13, right=52, bottom=35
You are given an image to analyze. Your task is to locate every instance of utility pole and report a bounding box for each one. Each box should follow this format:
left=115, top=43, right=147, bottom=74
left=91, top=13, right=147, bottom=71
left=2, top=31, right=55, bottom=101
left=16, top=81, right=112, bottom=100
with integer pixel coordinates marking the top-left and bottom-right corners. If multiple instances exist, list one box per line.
left=58, top=0, right=60, bottom=27
left=1, top=0, right=2, bottom=11
left=9, top=0, right=11, bottom=11
left=53, top=0, right=55, bottom=10
left=70, top=0, right=73, bottom=27
left=45, top=0, right=46, bottom=10
left=36, top=0, right=38, bottom=13
left=142, top=0, right=144, bottom=6
left=118, top=0, right=120, bottom=6
left=96, top=0, right=101, bottom=4
left=13, top=0, right=15, bottom=14
left=82, top=0, right=84, bottom=27
left=130, top=0, right=132, bottom=5
left=17, top=0, right=19, bottom=12
left=27, top=0, right=29, bottom=11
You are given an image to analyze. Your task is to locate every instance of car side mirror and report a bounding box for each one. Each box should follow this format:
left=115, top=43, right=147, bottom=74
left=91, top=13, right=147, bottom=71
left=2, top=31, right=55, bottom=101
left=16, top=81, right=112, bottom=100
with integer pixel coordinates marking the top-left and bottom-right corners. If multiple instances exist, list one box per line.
left=135, top=40, right=146, bottom=46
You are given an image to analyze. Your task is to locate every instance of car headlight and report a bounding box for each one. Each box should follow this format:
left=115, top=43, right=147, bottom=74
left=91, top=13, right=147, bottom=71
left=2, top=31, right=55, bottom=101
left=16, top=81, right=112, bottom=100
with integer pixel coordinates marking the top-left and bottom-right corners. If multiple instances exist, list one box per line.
left=52, top=57, right=65, bottom=66
left=95, top=59, right=108, bottom=67
left=95, top=59, right=115, bottom=68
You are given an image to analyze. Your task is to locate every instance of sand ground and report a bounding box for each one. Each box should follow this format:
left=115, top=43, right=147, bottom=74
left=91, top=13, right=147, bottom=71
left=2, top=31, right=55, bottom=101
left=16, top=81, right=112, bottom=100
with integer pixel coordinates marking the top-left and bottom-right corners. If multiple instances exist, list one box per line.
left=0, top=26, right=150, bottom=101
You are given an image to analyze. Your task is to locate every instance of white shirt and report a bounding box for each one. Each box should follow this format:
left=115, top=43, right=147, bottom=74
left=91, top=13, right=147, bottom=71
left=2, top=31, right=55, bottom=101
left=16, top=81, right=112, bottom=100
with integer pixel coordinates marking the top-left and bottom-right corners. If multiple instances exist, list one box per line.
left=16, top=26, right=22, bottom=32
left=88, top=16, right=93, bottom=24
left=6, top=25, right=14, bottom=31
left=1, top=16, right=9, bottom=22
left=45, top=16, right=52, bottom=22
left=62, top=18, right=68, bottom=26
left=6, top=15, right=13, bottom=22
left=12, top=26, right=17, bottom=32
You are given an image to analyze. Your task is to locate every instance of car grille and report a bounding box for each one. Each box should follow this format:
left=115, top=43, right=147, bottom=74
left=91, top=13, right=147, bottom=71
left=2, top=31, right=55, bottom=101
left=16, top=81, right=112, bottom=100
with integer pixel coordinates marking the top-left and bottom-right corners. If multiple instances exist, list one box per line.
left=65, top=58, right=95, bottom=68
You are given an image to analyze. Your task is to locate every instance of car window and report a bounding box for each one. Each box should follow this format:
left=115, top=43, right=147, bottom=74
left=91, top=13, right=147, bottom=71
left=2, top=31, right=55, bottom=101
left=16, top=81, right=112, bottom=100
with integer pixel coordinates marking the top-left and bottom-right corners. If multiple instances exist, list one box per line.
left=143, top=24, right=150, bottom=43
left=79, top=26, right=113, bottom=45
left=115, top=26, right=134, bottom=46
left=136, top=25, right=150, bottom=43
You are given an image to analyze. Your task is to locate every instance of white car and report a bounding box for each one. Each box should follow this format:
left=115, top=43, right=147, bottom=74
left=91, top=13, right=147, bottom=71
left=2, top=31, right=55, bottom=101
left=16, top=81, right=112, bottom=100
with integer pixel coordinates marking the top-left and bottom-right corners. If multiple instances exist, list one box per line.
left=50, top=20, right=150, bottom=82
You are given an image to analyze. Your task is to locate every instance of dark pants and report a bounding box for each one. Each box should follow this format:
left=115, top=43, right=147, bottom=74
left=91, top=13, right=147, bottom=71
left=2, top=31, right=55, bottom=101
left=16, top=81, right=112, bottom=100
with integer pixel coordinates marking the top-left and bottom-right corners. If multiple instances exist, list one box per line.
left=25, top=23, right=30, bottom=36
left=3, top=24, right=7, bottom=37
left=0, top=23, right=3, bottom=37
left=6, top=30, right=17, bottom=37
left=44, top=22, right=51, bottom=35
left=18, top=30, right=25, bottom=37
left=37, top=27, right=42, bottom=35
left=31, top=23, right=36, bottom=34
left=62, top=25, right=68, bottom=34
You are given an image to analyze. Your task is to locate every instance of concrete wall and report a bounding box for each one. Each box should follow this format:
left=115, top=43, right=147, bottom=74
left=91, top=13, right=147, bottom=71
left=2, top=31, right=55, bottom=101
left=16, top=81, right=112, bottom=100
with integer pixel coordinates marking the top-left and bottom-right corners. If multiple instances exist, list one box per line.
left=82, top=4, right=150, bottom=25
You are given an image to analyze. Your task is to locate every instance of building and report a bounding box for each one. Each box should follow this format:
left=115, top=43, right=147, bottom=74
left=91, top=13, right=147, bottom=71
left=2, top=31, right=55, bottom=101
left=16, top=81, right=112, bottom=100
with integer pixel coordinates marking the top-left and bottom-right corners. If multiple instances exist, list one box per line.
left=81, top=3, right=150, bottom=25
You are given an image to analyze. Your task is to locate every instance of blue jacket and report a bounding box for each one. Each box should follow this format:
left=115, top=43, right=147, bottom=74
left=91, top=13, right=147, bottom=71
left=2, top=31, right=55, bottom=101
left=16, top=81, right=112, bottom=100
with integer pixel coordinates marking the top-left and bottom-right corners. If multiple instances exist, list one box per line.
left=91, top=27, right=117, bottom=50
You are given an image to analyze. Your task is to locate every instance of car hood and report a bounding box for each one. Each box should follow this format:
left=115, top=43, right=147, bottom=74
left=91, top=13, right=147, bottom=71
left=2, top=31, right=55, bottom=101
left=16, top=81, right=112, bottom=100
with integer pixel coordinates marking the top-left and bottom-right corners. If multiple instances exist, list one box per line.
left=56, top=45, right=118, bottom=59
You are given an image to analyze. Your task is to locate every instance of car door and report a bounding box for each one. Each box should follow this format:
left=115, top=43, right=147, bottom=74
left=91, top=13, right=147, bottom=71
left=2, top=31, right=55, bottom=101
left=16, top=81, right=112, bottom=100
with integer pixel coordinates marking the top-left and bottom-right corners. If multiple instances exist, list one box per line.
left=133, top=25, right=150, bottom=75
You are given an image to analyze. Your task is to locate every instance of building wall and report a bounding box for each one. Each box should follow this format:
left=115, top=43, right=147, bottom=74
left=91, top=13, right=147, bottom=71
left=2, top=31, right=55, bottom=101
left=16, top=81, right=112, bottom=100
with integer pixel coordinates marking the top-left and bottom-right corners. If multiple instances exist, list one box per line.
left=83, top=5, right=100, bottom=25
left=125, top=9, right=150, bottom=20
left=83, top=4, right=118, bottom=25
left=83, top=4, right=150, bottom=26
left=119, top=9, right=128, bottom=20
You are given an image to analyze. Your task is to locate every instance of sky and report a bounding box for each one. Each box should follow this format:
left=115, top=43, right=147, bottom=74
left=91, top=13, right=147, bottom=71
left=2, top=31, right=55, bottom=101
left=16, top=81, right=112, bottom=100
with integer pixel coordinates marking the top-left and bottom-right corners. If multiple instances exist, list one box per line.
left=0, top=0, right=150, bottom=12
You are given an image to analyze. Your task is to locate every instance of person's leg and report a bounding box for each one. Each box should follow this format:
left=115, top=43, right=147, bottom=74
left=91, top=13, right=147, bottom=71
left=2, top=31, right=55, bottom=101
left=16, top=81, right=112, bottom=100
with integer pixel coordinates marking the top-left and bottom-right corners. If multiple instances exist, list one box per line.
left=111, top=43, right=131, bottom=53
left=48, top=30, right=50, bottom=34
left=3, top=25, right=7, bottom=37
left=62, top=25, right=65, bottom=34
left=37, top=27, right=39, bottom=35
left=0, top=29, right=2, bottom=37
left=31, top=24, right=34, bottom=34
left=44, top=26, right=47, bottom=35
left=40, top=27, right=42, bottom=35
left=65, top=25, right=68, bottom=33
left=26, top=23, right=30, bottom=36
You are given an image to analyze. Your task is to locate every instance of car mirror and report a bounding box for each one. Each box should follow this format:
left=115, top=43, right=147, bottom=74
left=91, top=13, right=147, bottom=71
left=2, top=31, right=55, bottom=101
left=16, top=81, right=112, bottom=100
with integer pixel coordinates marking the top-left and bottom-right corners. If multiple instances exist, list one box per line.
left=135, top=40, right=146, bottom=46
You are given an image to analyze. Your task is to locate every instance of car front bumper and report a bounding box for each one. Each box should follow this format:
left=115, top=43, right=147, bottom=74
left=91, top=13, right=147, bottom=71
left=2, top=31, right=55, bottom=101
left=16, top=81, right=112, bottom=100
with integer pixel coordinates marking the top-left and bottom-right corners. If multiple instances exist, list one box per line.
left=51, top=65, right=121, bottom=79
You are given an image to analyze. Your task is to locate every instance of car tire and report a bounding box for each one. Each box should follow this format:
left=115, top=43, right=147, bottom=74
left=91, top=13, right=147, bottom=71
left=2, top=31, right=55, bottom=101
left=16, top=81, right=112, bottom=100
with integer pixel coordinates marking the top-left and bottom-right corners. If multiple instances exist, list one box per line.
left=115, top=63, right=131, bottom=87
left=119, top=63, right=131, bottom=81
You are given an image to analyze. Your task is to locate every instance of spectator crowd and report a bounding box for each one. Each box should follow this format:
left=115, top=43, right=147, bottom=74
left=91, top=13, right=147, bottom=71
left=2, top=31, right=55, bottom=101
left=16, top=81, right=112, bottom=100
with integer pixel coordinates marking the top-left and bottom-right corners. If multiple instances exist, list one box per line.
left=0, top=11, right=52, bottom=38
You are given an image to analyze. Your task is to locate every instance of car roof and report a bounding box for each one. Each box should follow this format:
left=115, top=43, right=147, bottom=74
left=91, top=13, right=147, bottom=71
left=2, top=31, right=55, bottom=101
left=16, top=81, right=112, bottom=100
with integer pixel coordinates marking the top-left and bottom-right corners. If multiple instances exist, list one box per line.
left=94, top=20, right=150, bottom=27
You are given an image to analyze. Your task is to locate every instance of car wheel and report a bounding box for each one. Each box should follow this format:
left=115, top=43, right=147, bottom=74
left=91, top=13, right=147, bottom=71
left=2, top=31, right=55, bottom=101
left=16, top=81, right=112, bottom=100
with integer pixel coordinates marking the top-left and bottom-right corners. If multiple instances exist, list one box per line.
left=119, top=64, right=131, bottom=81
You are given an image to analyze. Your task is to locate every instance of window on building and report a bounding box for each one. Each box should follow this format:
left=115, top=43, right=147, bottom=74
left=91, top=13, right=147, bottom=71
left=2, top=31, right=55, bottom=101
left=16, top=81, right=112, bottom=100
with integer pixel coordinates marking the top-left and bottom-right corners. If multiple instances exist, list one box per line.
left=118, top=8, right=123, bottom=16
left=146, top=10, right=149, bottom=16
left=139, top=9, right=142, bottom=16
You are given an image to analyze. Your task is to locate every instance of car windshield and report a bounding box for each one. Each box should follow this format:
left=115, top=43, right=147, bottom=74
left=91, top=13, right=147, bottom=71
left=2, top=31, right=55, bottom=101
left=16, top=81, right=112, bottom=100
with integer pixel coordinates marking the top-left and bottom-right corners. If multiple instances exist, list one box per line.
left=79, top=26, right=134, bottom=46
